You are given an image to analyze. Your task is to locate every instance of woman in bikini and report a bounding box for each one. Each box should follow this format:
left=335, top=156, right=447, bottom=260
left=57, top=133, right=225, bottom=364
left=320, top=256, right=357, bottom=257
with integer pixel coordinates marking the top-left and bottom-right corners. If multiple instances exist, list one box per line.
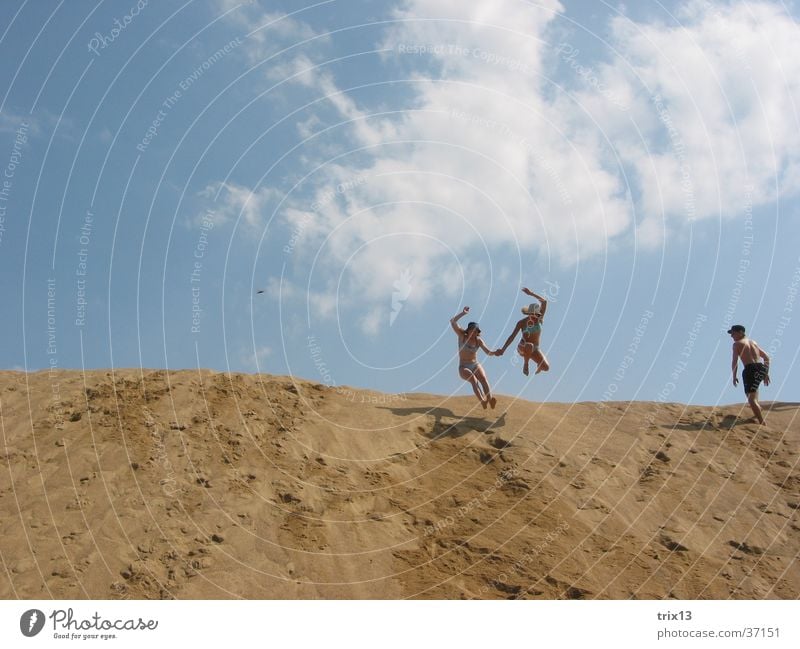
left=498, top=287, right=550, bottom=376
left=450, top=306, right=498, bottom=409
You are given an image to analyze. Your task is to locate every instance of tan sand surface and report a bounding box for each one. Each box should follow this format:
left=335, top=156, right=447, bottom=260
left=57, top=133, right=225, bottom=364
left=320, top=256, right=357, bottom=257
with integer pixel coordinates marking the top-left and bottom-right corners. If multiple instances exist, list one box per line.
left=1, top=369, right=797, bottom=599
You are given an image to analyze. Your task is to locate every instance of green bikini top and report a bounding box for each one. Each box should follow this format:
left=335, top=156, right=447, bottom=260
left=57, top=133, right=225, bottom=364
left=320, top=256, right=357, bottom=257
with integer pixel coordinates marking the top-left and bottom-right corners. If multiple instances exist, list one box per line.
left=523, top=321, right=542, bottom=336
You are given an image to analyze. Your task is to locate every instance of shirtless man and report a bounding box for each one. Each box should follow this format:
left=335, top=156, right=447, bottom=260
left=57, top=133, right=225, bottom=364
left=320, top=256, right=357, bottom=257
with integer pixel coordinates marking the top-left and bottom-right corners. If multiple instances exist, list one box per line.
left=728, top=324, right=770, bottom=425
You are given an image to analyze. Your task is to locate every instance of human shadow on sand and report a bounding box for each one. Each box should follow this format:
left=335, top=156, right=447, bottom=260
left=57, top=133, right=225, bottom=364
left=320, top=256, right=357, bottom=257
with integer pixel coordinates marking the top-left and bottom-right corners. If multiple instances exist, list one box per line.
left=667, top=402, right=798, bottom=432
left=664, top=413, right=759, bottom=432
left=764, top=402, right=800, bottom=412
left=380, top=406, right=506, bottom=440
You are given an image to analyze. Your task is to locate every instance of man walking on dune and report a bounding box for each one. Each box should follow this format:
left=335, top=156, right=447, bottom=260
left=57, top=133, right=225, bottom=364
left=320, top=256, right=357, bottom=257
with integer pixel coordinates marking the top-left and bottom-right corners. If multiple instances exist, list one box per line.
left=728, top=324, right=770, bottom=425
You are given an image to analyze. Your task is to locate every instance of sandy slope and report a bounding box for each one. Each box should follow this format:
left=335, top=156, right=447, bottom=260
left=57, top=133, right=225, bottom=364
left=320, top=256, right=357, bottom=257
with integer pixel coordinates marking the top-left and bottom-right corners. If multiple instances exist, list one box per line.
left=0, top=369, right=797, bottom=599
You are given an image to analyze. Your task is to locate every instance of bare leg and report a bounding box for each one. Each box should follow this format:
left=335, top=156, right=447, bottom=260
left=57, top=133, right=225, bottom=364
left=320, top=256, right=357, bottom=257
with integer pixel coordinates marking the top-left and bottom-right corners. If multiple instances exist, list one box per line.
left=472, top=379, right=488, bottom=408
left=532, top=349, right=550, bottom=374
left=747, top=391, right=765, bottom=425
left=518, top=344, right=533, bottom=376
left=461, top=368, right=487, bottom=406
left=475, top=365, right=496, bottom=409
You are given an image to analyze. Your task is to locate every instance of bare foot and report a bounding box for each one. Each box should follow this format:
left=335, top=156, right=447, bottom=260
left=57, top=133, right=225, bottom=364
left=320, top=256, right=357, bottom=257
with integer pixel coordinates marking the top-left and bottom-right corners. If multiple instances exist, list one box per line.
left=489, top=397, right=497, bottom=409
left=535, top=364, right=547, bottom=375
left=523, top=364, right=529, bottom=376
left=481, top=399, right=488, bottom=409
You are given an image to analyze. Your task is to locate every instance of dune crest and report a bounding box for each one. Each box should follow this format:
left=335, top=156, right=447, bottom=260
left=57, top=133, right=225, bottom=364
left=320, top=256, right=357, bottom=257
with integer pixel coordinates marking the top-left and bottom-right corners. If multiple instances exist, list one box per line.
left=1, top=369, right=797, bottom=599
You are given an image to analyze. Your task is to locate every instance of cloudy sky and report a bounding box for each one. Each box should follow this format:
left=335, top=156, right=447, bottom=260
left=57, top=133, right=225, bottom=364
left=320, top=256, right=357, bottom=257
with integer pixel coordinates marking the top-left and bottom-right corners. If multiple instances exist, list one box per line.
left=1, top=0, right=798, bottom=405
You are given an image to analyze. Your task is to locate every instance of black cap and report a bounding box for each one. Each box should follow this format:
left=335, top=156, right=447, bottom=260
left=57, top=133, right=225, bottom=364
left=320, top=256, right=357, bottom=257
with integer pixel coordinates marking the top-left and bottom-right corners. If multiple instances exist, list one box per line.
left=727, top=324, right=745, bottom=334
left=466, top=321, right=481, bottom=334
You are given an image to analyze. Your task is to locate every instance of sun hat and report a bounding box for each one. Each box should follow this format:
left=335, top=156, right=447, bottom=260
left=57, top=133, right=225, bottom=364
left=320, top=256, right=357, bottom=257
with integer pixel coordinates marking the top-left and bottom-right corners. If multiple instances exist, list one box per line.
left=521, top=303, right=541, bottom=315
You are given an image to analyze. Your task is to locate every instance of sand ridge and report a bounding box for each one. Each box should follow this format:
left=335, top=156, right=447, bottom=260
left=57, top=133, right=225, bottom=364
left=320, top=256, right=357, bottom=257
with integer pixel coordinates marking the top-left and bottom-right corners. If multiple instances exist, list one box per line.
left=0, top=369, right=798, bottom=599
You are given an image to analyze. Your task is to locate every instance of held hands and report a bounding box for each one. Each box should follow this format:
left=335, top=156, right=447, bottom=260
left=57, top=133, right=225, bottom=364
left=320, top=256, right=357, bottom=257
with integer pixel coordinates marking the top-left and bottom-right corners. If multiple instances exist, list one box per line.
left=493, top=348, right=504, bottom=357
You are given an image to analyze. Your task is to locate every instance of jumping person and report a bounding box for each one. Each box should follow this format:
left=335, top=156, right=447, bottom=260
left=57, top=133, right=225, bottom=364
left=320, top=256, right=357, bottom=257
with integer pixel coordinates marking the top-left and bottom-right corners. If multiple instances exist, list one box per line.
left=728, top=324, right=770, bottom=425
left=497, top=287, right=550, bottom=375
left=450, top=306, right=498, bottom=409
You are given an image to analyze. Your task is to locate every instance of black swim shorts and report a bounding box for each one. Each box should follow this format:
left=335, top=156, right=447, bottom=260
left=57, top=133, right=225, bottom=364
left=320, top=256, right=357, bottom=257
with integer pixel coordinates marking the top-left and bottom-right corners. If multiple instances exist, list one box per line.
left=742, top=362, right=767, bottom=394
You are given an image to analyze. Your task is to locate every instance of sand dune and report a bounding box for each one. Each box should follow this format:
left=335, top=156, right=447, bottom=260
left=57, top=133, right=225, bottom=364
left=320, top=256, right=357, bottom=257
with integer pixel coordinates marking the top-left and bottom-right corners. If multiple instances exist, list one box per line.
left=0, top=369, right=797, bottom=599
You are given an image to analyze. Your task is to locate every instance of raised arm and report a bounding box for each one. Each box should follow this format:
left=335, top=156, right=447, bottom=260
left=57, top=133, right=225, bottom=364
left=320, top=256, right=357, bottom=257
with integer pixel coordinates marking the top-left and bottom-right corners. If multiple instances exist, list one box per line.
left=450, top=306, right=469, bottom=335
left=522, top=287, right=548, bottom=317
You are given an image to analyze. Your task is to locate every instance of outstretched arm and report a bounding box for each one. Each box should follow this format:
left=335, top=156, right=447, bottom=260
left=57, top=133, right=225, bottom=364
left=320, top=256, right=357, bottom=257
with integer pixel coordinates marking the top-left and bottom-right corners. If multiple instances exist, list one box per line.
left=522, top=287, right=548, bottom=317
left=450, top=306, right=469, bottom=335
left=477, top=338, right=494, bottom=356
left=499, top=321, right=522, bottom=354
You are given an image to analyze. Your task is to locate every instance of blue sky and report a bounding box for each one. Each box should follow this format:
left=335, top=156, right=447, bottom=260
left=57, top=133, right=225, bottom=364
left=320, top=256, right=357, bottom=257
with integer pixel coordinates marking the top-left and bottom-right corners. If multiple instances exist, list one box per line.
left=1, top=0, right=799, bottom=406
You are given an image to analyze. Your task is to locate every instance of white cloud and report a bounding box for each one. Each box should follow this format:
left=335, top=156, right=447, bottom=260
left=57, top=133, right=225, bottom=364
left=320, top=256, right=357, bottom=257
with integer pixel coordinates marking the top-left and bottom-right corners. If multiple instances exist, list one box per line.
left=580, top=1, right=800, bottom=241
left=199, top=181, right=279, bottom=231
left=0, top=111, right=31, bottom=135
left=259, top=276, right=294, bottom=300
left=360, top=306, right=384, bottom=336
left=0, top=108, right=72, bottom=139
left=214, top=0, right=325, bottom=64
left=384, top=0, right=563, bottom=82
left=214, top=0, right=800, bottom=321
left=269, top=0, right=629, bottom=283
left=266, top=53, right=399, bottom=146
